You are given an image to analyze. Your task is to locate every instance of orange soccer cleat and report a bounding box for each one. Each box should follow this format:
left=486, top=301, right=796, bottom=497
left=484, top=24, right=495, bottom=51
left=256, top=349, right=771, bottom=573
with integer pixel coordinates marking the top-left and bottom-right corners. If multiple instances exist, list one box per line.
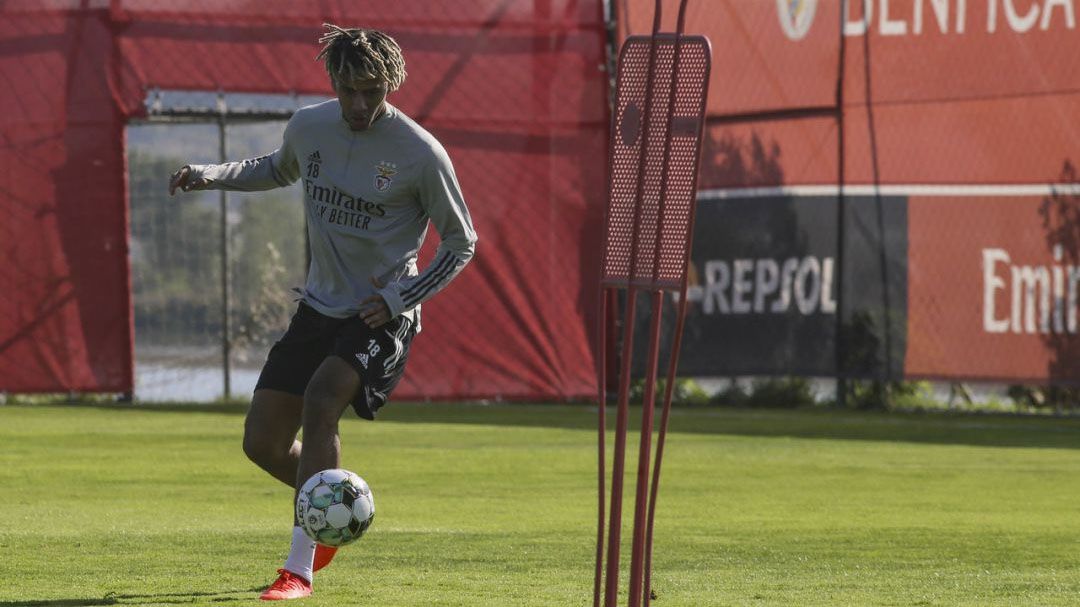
left=259, top=569, right=312, bottom=601
left=313, top=544, right=338, bottom=572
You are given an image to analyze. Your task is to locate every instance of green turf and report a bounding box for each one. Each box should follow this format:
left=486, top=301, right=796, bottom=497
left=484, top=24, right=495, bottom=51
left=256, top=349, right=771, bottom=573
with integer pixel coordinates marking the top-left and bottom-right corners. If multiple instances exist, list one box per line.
left=1, top=402, right=1079, bottom=606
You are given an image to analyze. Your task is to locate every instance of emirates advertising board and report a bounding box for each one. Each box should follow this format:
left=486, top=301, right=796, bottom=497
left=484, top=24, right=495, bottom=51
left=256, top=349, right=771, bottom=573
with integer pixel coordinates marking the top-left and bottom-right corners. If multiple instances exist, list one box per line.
left=630, top=0, right=1080, bottom=382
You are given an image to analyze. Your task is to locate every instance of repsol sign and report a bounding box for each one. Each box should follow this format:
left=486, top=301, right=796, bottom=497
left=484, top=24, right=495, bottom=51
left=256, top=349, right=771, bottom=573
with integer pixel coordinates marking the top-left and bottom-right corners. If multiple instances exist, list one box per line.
left=691, top=256, right=837, bottom=316
left=635, top=194, right=907, bottom=378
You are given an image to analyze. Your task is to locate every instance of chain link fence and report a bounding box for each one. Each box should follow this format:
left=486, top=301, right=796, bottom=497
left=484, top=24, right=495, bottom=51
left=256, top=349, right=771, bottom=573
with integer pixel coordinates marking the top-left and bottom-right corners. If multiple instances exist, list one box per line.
left=128, top=94, right=318, bottom=401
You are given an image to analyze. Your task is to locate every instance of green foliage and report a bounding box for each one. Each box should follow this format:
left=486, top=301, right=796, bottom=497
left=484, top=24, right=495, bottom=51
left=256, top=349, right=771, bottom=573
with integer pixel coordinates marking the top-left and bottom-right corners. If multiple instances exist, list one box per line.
left=710, top=377, right=818, bottom=408
left=230, top=240, right=297, bottom=363
left=710, top=380, right=748, bottom=406
left=0, top=392, right=123, bottom=406
left=128, top=148, right=306, bottom=349
left=628, top=377, right=818, bottom=409
left=1006, top=384, right=1080, bottom=412
left=881, top=381, right=938, bottom=410
left=628, top=377, right=710, bottom=406
left=836, top=379, right=936, bottom=411
left=3, top=403, right=1080, bottom=605
left=745, top=376, right=818, bottom=408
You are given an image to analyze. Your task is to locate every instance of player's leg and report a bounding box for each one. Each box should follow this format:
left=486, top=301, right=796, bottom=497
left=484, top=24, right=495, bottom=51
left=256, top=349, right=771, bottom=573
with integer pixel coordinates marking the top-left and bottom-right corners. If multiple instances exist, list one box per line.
left=291, top=312, right=416, bottom=489
left=252, top=303, right=342, bottom=600
left=271, top=314, right=416, bottom=598
left=247, top=302, right=337, bottom=487
left=294, top=356, right=360, bottom=496
left=301, top=314, right=415, bottom=578
left=255, top=395, right=322, bottom=599
left=270, top=357, right=359, bottom=592
left=243, top=389, right=303, bottom=486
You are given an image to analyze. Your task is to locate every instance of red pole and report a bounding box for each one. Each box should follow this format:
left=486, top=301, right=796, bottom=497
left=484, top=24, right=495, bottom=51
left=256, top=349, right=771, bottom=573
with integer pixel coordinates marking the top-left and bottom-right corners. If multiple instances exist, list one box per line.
left=628, top=290, right=664, bottom=607
left=603, top=286, right=639, bottom=607
left=594, top=287, right=611, bottom=607
left=607, top=0, right=664, bottom=601
left=642, top=286, right=690, bottom=606
left=639, top=0, right=693, bottom=600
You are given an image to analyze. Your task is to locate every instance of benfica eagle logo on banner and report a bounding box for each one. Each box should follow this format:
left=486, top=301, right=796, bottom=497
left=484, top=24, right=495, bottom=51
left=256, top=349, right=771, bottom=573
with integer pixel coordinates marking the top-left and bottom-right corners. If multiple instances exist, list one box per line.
left=777, top=0, right=817, bottom=40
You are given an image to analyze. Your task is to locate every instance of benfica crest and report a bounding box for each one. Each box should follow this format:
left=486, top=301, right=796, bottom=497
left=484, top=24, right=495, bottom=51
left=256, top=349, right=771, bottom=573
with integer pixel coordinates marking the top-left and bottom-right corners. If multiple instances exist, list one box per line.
left=777, top=0, right=817, bottom=41
left=374, top=161, right=397, bottom=192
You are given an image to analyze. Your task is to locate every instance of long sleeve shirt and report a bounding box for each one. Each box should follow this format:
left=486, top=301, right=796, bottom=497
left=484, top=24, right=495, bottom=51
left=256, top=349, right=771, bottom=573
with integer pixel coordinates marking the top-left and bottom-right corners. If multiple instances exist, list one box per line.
left=187, top=100, right=478, bottom=330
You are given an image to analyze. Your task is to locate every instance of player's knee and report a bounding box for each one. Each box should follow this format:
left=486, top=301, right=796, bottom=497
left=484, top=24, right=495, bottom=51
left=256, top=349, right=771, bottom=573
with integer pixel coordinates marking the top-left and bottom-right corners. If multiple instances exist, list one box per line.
left=241, top=429, right=268, bottom=462
left=242, top=425, right=280, bottom=467
left=302, top=387, right=343, bottom=431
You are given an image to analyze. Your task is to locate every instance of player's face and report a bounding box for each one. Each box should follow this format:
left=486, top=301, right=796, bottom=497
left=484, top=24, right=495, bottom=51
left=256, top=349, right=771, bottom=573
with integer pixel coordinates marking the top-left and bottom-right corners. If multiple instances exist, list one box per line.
left=335, top=77, right=389, bottom=131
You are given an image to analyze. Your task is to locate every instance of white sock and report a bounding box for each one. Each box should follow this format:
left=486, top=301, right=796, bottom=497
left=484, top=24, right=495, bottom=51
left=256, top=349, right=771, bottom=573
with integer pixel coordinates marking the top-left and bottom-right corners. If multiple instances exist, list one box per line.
left=283, top=526, right=315, bottom=582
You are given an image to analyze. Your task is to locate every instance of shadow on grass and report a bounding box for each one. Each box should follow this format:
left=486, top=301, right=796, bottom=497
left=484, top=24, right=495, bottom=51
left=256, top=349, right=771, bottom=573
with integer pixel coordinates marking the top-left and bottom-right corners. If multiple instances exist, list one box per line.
left=0, top=587, right=264, bottom=606
left=378, top=402, right=1080, bottom=451
left=9, top=399, right=1080, bottom=451
left=0, top=596, right=117, bottom=600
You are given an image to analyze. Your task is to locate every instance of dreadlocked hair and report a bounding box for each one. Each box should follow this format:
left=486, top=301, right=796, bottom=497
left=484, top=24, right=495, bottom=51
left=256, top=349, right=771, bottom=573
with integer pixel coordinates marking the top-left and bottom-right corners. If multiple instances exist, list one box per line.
left=316, top=24, right=407, bottom=92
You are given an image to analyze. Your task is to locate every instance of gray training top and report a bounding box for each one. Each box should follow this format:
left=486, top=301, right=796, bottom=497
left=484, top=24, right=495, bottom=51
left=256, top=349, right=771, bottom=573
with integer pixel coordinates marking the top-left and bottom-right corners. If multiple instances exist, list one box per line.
left=187, top=100, right=478, bottom=330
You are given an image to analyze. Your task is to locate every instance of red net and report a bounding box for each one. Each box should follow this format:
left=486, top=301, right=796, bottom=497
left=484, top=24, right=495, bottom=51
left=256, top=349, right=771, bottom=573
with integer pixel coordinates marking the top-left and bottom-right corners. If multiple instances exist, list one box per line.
left=0, top=2, right=608, bottom=399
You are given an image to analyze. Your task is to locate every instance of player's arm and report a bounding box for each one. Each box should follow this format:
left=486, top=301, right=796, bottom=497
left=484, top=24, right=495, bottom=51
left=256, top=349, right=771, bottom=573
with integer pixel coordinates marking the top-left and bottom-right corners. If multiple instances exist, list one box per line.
left=168, top=117, right=301, bottom=195
left=366, top=147, right=478, bottom=325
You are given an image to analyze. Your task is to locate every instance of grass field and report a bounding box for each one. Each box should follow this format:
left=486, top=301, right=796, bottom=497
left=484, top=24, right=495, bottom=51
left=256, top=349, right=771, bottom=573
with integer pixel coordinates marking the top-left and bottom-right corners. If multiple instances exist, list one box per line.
left=1, top=402, right=1079, bottom=606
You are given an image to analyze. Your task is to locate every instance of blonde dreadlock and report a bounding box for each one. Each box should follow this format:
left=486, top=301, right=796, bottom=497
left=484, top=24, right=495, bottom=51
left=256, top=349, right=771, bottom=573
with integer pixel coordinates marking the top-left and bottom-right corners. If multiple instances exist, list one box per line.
left=316, top=23, right=407, bottom=92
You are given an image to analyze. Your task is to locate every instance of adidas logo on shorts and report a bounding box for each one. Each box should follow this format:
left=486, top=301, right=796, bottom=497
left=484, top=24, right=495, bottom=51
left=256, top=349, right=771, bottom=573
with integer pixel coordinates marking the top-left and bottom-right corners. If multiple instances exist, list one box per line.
left=355, top=352, right=369, bottom=368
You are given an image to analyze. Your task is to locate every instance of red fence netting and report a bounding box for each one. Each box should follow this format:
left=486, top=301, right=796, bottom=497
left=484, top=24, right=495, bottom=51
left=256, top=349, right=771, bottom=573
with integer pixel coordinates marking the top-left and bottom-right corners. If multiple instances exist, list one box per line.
left=0, top=1, right=608, bottom=399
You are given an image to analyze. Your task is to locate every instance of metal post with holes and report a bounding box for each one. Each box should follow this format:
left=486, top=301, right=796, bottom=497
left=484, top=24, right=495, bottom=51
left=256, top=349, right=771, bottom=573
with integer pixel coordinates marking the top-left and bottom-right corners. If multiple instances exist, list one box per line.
left=594, top=1, right=710, bottom=605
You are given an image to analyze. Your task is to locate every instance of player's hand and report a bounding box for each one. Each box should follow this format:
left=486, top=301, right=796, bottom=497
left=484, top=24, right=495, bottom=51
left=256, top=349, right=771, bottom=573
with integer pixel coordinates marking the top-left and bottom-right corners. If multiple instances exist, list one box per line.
left=359, top=275, right=391, bottom=329
left=168, top=165, right=206, bottom=195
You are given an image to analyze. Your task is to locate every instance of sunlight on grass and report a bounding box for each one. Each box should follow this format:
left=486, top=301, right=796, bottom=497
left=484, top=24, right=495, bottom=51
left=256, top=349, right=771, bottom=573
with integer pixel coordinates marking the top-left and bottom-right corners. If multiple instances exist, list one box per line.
left=1, top=402, right=1078, bottom=606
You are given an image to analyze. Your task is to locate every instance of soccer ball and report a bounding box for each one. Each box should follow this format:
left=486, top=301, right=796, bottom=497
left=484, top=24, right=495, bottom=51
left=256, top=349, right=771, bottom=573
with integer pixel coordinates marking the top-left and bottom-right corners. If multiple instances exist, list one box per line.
left=296, top=468, right=375, bottom=547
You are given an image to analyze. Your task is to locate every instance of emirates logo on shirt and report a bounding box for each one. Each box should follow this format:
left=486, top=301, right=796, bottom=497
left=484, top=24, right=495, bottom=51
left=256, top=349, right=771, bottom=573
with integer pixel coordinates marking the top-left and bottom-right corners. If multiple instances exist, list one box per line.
left=374, top=161, right=397, bottom=192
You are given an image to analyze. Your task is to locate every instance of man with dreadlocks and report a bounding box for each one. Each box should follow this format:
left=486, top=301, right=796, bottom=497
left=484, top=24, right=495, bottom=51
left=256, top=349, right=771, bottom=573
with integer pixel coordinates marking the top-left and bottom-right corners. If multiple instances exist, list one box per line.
left=168, top=24, right=477, bottom=600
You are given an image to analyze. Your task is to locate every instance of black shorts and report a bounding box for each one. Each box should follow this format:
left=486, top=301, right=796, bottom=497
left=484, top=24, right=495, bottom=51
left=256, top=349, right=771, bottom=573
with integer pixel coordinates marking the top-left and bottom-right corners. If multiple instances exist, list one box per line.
left=254, top=302, right=416, bottom=420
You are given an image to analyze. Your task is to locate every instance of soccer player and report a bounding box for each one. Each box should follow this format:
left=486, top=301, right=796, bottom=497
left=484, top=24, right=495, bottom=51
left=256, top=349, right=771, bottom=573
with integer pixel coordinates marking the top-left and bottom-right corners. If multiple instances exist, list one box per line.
left=168, top=24, right=477, bottom=600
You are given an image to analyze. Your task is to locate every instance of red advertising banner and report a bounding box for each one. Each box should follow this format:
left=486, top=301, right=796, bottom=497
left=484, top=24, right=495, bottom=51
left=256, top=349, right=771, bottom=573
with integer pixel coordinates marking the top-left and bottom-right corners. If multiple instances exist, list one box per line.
left=622, top=0, right=1080, bottom=382
left=619, top=0, right=1080, bottom=186
left=907, top=188, right=1080, bottom=381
